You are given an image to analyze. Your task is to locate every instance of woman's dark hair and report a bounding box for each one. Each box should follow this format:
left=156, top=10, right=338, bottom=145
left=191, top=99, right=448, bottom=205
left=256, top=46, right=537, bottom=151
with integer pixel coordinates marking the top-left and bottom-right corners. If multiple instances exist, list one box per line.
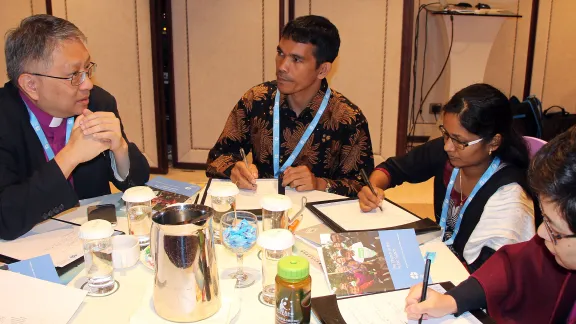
left=443, top=83, right=530, bottom=169
left=529, top=126, right=576, bottom=233
left=281, top=15, right=340, bottom=67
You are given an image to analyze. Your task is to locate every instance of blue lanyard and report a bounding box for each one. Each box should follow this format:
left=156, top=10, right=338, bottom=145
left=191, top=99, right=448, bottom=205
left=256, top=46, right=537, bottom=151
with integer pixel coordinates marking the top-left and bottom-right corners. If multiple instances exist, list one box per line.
left=439, top=156, right=501, bottom=245
left=272, top=86, right=331, bottom=178
left=26, top=106, right=74, bottom=161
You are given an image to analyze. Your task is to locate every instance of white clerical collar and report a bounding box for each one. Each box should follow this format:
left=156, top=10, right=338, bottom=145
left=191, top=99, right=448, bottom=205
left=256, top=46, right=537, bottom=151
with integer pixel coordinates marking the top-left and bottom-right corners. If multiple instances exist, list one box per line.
left=49, top=117, right=63, bottom=128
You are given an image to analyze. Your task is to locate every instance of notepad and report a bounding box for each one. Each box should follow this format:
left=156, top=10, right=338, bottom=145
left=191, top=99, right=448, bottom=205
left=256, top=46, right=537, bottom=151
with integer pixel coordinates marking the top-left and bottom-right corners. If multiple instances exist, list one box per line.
left=337, top=285, right=483, bottom=323
left=0, top=270, right=86, bottom=324
left=311, top=283, right=491, bottom=324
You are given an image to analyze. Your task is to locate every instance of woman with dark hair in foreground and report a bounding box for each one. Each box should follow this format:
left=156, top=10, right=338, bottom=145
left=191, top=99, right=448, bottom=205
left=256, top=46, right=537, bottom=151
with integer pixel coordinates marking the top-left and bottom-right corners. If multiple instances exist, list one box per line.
left=359, top=83, right=536, bottom=272
left=405, top=125, right=576, bottom=323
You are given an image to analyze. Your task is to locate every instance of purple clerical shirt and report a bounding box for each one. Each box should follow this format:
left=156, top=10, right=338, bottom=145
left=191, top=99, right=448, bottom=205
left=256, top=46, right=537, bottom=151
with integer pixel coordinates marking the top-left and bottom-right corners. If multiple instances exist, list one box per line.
left=21, top=92, right=74, bottom=185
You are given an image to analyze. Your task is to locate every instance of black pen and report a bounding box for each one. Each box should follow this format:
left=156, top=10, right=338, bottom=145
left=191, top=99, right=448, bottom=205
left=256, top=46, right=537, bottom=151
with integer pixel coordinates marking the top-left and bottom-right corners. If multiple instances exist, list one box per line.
left=360, top=169, right=383, bottom=211
left=418, top=258, right=432, bottom=324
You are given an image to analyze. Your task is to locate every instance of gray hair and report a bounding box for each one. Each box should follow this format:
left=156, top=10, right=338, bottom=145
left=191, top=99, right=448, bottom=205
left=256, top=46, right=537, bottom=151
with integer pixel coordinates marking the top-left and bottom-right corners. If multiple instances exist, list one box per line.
left=4, top=14, right=87, bottom=83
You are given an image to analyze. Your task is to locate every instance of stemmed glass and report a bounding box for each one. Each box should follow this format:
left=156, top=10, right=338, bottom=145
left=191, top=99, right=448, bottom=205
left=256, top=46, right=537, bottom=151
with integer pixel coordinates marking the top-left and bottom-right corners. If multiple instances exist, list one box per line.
left=221, top=211, right=259, bottom=288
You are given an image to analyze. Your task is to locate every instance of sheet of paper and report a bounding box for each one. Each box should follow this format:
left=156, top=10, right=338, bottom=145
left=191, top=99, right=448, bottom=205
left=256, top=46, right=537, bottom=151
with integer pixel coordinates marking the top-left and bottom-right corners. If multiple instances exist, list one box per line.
left=204, top=179, right=280, bottom=210
left=0, top=226, right=83, bottom=267
left=203, top=179, right=343, bottom=211
left=0, top=270, right=86, bottom=324
left=315, top=199, right=420, bottom=231
left=337, top=284, right=482, bottom=324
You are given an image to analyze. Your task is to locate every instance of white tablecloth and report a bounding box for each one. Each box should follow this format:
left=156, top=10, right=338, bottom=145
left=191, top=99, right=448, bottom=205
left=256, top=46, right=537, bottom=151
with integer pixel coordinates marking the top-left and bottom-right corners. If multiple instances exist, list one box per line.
left=66, top=188, right=470, bottom=323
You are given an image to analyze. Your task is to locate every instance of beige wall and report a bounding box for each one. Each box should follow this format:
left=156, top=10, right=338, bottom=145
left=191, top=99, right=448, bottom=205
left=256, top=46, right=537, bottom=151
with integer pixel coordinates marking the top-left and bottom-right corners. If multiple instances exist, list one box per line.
left=50, top=0, right=159, bottom=169
left=410, top=0, right=576, bottom=140
left=0, top=0, right=47, bottom=85
left=296, top=0, right=405, bottom=163
left=171, top=0, right=279, bottom=165
left=531, top=0, right=576, bottom=113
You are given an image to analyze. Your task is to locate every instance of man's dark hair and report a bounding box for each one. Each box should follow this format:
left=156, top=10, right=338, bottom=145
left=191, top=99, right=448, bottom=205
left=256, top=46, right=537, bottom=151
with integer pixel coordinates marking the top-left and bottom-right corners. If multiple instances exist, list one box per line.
left=281, top=15, right=340, bottom=67
left=5, top=14, right=86, bottom=83
left=529, top=125, right=576, bottom=233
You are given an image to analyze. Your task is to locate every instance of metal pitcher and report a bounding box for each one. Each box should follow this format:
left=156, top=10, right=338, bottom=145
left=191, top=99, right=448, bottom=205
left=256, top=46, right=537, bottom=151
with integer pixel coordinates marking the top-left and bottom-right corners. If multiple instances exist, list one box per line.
left=151, top=204, right=221, bottom=322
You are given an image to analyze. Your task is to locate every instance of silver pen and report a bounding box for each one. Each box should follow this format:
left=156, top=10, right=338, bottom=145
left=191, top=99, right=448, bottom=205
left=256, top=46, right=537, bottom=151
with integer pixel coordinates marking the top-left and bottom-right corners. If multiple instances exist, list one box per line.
left=240, top=148, right=249, bottom=169
left=240, top=148, right=256, bottom=189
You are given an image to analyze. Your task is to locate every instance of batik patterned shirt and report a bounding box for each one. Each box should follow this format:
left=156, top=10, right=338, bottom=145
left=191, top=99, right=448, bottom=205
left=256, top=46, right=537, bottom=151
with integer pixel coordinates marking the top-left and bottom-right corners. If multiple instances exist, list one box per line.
left=206, top=79, right=374, bottom=197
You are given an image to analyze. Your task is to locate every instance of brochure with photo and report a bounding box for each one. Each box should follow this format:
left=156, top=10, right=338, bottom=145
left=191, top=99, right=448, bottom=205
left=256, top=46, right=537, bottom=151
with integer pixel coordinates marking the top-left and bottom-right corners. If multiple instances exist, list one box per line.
left=146, top=176, right=201, bottom=211
left=319, top=229, right=426, bottom=298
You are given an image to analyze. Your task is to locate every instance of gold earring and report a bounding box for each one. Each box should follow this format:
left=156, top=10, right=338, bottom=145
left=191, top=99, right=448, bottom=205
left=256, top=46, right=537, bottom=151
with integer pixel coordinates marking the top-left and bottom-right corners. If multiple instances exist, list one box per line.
left=489, top=149, right=492, bottom=156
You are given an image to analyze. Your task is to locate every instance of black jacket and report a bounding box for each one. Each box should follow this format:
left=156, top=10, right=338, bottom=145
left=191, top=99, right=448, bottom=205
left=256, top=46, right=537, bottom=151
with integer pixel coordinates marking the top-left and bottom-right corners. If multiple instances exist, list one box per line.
left=378, top=138, right=538, bottom=271
left=0, top=82, right=150, bottom=240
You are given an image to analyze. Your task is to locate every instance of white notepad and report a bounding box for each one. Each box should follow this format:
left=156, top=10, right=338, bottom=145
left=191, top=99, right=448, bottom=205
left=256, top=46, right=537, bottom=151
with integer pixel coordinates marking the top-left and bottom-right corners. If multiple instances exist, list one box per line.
left=337, top=284, right=483, bottom=324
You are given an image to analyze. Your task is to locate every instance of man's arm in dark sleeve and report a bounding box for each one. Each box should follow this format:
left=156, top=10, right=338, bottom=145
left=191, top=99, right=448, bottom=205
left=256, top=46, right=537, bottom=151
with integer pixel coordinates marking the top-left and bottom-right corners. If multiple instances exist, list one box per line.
left=319, top=113, right=374, bottom=197
left=206, top=99, right=252, bottom=179
left=0, top=140, right=78, bottom=240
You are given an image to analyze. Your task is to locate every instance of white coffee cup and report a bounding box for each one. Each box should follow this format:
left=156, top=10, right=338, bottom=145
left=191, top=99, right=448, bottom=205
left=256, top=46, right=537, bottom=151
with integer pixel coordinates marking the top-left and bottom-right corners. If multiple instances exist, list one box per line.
left=112, top=235, right=140, bottom=269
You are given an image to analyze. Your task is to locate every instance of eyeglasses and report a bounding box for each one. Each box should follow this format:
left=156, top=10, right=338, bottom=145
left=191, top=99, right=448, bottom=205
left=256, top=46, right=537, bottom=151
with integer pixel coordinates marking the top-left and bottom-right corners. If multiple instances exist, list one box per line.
left=542, top=216, right=576, bottom=245
left=28, top=62, right=96, bottom=86
left=438, top=125, right=483, bottom=150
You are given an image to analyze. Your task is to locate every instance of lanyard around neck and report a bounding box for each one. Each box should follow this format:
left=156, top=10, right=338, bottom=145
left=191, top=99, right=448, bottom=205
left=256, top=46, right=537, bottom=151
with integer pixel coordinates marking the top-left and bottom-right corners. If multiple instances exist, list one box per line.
left=272, top=86, right=331, bottom=178
left=26, top=104, right=74, bottom=161
left=439, top=156, right=501, bottom=245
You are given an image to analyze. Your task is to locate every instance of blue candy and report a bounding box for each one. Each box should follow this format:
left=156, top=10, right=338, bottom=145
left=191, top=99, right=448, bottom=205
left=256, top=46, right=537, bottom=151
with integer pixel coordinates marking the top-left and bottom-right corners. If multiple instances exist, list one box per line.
left=223, top=219, right=257, bottom=251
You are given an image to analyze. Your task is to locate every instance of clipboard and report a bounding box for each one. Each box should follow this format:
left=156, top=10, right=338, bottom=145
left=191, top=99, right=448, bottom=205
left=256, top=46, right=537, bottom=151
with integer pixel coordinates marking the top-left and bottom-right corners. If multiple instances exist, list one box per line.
left=311, top=282, right=495, bottom=324
left=306, top=197, right=440, bottom=234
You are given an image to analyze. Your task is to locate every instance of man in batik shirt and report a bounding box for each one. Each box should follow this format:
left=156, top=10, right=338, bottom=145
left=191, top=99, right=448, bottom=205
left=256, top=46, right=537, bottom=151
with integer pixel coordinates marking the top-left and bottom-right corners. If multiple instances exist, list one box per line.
left=206, top=15, right=374, bottom=197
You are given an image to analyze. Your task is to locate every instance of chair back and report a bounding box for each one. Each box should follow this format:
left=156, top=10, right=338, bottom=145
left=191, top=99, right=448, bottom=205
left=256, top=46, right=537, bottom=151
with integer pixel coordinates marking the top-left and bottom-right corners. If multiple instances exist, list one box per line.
left=523, top=136, right=547, bottom=158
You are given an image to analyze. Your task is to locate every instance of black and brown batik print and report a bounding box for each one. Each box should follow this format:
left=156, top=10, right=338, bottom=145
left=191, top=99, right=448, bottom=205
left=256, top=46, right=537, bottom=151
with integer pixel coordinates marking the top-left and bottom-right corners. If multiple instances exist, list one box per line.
left=206, top=79, right=374, bottom=197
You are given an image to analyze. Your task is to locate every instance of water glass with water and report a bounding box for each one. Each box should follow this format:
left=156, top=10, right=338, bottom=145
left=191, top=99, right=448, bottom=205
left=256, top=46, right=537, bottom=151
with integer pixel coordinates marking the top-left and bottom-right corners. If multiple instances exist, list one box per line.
left=207, top=182, right=239, bottom=243
left=122, top=186, right=156, bottom=247
left=260, top=194, right=293, bottom=231
left=79, top=219, right=115, bottom=296
left=257, top=229, right=294, bottom=306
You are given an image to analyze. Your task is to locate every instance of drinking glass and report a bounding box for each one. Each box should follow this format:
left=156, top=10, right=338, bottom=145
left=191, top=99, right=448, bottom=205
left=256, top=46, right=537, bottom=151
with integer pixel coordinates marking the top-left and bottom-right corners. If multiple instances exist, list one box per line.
left=221, top=211, right=258, bottom=288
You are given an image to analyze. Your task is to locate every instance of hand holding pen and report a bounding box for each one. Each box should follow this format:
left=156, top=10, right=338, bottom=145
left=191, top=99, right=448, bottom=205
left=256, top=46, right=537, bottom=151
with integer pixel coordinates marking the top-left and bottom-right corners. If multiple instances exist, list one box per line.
left=418, top=258, right=432, bottom=324
left=230, top=148, right=258, bottom=190
left=404, top=258, right=458, bottom=321
left=359, top=169, right=383, bottom=212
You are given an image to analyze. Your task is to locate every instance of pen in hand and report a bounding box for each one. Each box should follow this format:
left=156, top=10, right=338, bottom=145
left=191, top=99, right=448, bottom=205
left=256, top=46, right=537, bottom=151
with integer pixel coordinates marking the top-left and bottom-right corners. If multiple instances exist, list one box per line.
left=240, top=148, right=256, bottom=189
left=418, top=258, right=432, bottom=324
left=360, top=169, right=383, bottom=211
left=240, top=148, right=249, bottom=169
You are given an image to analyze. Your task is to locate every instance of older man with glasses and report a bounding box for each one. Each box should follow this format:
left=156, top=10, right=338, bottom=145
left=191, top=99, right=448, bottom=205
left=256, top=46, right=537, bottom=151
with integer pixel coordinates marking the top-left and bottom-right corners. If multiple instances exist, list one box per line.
left=0, top=15, right=150, bottom=240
